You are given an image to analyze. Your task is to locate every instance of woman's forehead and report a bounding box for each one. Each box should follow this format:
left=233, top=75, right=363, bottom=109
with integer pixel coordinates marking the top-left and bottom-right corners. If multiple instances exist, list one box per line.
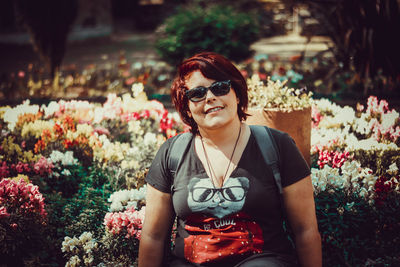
left=185, top=71, right=215, bottom=88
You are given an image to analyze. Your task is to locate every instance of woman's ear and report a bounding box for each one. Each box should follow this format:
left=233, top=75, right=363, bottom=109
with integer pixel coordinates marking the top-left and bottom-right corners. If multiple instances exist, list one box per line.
left=237, top=97, right=240, bottom=104
left=187, top=111, right=192, bottom=118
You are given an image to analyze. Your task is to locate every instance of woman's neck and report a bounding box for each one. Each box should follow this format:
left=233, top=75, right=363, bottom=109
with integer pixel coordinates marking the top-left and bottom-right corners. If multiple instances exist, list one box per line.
left=197, top=119, right=242, bottom=147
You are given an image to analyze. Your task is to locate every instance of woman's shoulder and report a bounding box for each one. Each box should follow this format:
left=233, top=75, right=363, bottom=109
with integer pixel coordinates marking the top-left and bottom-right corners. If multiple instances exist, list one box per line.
left=248, top=125, right=290, bottom=144
left=158, top=132, right=195, bottom=160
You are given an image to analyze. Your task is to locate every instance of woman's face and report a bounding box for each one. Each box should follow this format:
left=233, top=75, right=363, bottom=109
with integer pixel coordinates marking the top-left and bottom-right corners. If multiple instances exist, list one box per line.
left=185, top=71, right=239, bottom=132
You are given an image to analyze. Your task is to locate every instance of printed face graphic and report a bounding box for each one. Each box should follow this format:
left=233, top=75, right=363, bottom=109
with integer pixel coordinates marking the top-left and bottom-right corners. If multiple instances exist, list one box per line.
left=187, top=177, right=249, bottom=218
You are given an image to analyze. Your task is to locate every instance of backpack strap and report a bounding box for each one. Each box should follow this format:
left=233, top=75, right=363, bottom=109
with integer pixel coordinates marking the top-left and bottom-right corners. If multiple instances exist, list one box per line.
left=167, top=132, right=193, bottom=178
left=250, top=125, right=296, bottom=248
left=249, top=125, right=282, bottom=194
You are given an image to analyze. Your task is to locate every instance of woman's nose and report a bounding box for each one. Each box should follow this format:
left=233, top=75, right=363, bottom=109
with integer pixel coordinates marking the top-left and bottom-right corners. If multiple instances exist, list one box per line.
left=205, top=88, right=216, bottom=102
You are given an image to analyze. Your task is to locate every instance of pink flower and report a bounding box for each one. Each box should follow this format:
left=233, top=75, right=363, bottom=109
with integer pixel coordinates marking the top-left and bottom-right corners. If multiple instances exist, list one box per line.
left=18, top=71, right=25, bottom=78
left=33, top=156, right=54, bottom=176
left=311, top=105, right=323, bottom=128
left=103, top=206, right=145, bottom=239
left=14, top=162, right=31, bottom=173
left=0, top=161, right=10, bottom=179
left=0, top=178, right=47, bottom=220
left=93, top=126, right=110, bottom=136
left=317, top=149, right=351, bottom=169
left=0, top=206, right=10, bottom=218
left=121, top=112, right=140, bottom=122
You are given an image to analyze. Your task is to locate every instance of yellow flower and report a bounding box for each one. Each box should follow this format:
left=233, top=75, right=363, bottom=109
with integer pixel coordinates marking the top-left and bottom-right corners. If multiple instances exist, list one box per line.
left=21, top=120, right=54, bottom=139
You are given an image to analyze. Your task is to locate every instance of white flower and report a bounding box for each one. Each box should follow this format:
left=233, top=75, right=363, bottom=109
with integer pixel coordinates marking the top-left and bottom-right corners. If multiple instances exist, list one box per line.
left=247, top=75, right=312, bottom=111
left=49, top=150, right=78, bottom=166
left=3, top=100, right=40, bottom=131
left=66, top=255, right=81, bottom=267
left=381, top=110, right=399, bottom=129
left=388, top=162, right=399, bottom=175
left=346, top=138, right=398, bottom=151
left=131, top=83, right=144, bottom=98
left=41, top=101, right=60, bottom=118
left=108, top=185, right=147, bottom=212
left=61, top=169, right=71, bottom=176
left=143, top=132, right=156, bottom=146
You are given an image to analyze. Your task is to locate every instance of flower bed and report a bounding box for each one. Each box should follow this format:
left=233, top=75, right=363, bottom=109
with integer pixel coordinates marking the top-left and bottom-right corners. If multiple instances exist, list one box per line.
left=1, top=80, right=399, bottom=265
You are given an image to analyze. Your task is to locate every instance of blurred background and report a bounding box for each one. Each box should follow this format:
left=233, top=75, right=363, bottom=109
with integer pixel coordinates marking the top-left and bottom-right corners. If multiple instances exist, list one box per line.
left=0, top=0, right=399, bottom=109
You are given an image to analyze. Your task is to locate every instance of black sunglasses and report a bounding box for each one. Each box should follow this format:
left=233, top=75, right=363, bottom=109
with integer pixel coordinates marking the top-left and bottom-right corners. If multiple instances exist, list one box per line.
left=185, top=80, right=231, bottom=102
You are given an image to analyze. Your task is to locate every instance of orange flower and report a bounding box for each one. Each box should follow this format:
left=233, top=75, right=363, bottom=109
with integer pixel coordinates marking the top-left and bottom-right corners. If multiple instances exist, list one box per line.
left=62, top=116, right=75, bottom=132
left=41, top=129, right=52, bottom=142
left=34, top=139, right=46, bottom=153
left=53, top=123, right=64, bottom=138
left=75, top=135, right=88, bottom=145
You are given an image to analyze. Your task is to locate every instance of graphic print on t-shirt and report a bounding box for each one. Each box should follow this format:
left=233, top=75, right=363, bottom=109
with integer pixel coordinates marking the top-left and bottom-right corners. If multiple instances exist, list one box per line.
left=187, top=177, right=249, bottom=219
left=183, top=211, right=264, bottom=264
left=184, top=177, right=264, bottom=264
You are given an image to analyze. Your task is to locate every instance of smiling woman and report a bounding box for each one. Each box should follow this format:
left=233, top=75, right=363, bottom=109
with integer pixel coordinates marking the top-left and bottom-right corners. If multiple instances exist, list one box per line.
left=138, top=52, right=322, bottom=267
left=170, top=52, right=249, bottom=134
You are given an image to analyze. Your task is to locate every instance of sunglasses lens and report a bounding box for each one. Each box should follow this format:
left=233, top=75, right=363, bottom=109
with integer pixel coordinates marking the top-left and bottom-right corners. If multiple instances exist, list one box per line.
left=186, top=80, right=231, bottom=102
left=186, top=87, right=207, bottom=102
left=211, top=81, right=231, bottom=96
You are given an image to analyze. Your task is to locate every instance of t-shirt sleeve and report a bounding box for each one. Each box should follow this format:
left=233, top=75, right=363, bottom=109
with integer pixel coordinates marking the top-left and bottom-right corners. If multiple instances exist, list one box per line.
left=145, top=138, right=174, bottom=193
left=277, top=132, right=311, bottom=187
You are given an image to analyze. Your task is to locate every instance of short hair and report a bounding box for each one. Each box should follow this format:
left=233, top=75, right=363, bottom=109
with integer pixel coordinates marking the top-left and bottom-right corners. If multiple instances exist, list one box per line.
left=170, top=52, right=249, bottom=133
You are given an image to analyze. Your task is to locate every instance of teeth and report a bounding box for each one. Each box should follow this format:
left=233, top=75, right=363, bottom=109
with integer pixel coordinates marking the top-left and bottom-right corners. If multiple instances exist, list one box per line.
left=207, top=107, right=223, bottom=113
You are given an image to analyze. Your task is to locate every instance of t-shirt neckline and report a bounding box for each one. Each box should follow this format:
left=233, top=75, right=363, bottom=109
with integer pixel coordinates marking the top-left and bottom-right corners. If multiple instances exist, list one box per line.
left=190, top=133, right=254, bottom=188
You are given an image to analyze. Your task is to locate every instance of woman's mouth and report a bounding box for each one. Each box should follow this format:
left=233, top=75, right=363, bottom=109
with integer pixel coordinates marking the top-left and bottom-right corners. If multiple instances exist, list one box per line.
left=205, top=106, right=224, bottom=114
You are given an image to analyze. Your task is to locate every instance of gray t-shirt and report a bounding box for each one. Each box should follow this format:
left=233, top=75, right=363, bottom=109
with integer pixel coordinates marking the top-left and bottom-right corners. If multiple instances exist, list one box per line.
left=146, top=128, right=311, bottom=265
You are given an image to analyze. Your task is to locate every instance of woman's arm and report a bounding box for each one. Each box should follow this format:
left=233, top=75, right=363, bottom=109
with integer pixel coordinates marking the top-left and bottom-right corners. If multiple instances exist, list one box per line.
left=283, top=176, right=322, bottom=267
left=138, top=184, right=175, bottom=267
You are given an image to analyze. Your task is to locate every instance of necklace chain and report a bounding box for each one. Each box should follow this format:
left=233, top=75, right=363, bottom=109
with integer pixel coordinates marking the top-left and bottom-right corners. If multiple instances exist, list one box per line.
left=200, top=125, right=242, bottom=188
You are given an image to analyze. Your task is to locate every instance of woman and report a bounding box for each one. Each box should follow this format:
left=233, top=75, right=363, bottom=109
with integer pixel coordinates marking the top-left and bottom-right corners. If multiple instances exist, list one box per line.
left=138, top=52, right=321, bottom=267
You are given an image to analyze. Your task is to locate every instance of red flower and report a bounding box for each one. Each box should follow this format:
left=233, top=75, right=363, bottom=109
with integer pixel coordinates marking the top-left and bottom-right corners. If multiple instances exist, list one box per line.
left=374, top=175, right=398, bottom=206
left=63, top=139, right=74, bottom=149
left=140, top=110, right=150, bottom=119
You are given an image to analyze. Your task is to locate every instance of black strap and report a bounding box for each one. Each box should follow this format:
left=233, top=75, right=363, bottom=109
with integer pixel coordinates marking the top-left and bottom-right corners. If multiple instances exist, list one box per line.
left=167, top=132, right=193, bottom=178
left=249, top=125, right=283, bottom=194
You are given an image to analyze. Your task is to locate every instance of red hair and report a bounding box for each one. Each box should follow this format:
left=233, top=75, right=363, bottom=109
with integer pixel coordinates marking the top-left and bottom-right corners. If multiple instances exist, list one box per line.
left=171, top=52, right=249, bottom=133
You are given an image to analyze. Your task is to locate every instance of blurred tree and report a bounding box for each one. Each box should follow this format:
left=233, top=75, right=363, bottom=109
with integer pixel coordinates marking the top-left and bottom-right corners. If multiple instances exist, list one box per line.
left=156, top=1, right=261, bottom=65
left=14, top=0, right=78, bottom=80
left=284, top=0, right=400, bottom=96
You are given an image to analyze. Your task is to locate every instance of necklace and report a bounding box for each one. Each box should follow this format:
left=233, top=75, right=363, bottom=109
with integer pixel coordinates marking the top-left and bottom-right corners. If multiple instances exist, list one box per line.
left=200, top=125, right=242, bottom=188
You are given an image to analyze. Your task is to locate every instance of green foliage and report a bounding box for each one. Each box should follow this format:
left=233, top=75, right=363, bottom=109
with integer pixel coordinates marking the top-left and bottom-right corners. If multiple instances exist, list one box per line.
left=62, top=187, right=109, bottom=239
left=352, top=148, right=400, bottom=176
left=0, top=213, right=48, bottom=266
left=100, top=231, right=140, bottom=266
left=41, top=165, right=114, bottom=266
left=62, top=166, right=113, bottom=238
left=156, top=3, right=260, bottom=65
left=315, top=188, right=400, bottom=266
left=45, top=164, right=87, bottom=198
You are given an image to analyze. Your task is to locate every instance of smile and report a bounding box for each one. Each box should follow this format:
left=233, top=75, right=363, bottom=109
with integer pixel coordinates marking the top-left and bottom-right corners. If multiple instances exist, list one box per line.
left=205, top=106, right=224, bottom=114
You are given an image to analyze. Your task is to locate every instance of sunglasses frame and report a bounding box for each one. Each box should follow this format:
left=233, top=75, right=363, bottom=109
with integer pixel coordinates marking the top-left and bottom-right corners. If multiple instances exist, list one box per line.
left=185, top=80, right=231, bottom=102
